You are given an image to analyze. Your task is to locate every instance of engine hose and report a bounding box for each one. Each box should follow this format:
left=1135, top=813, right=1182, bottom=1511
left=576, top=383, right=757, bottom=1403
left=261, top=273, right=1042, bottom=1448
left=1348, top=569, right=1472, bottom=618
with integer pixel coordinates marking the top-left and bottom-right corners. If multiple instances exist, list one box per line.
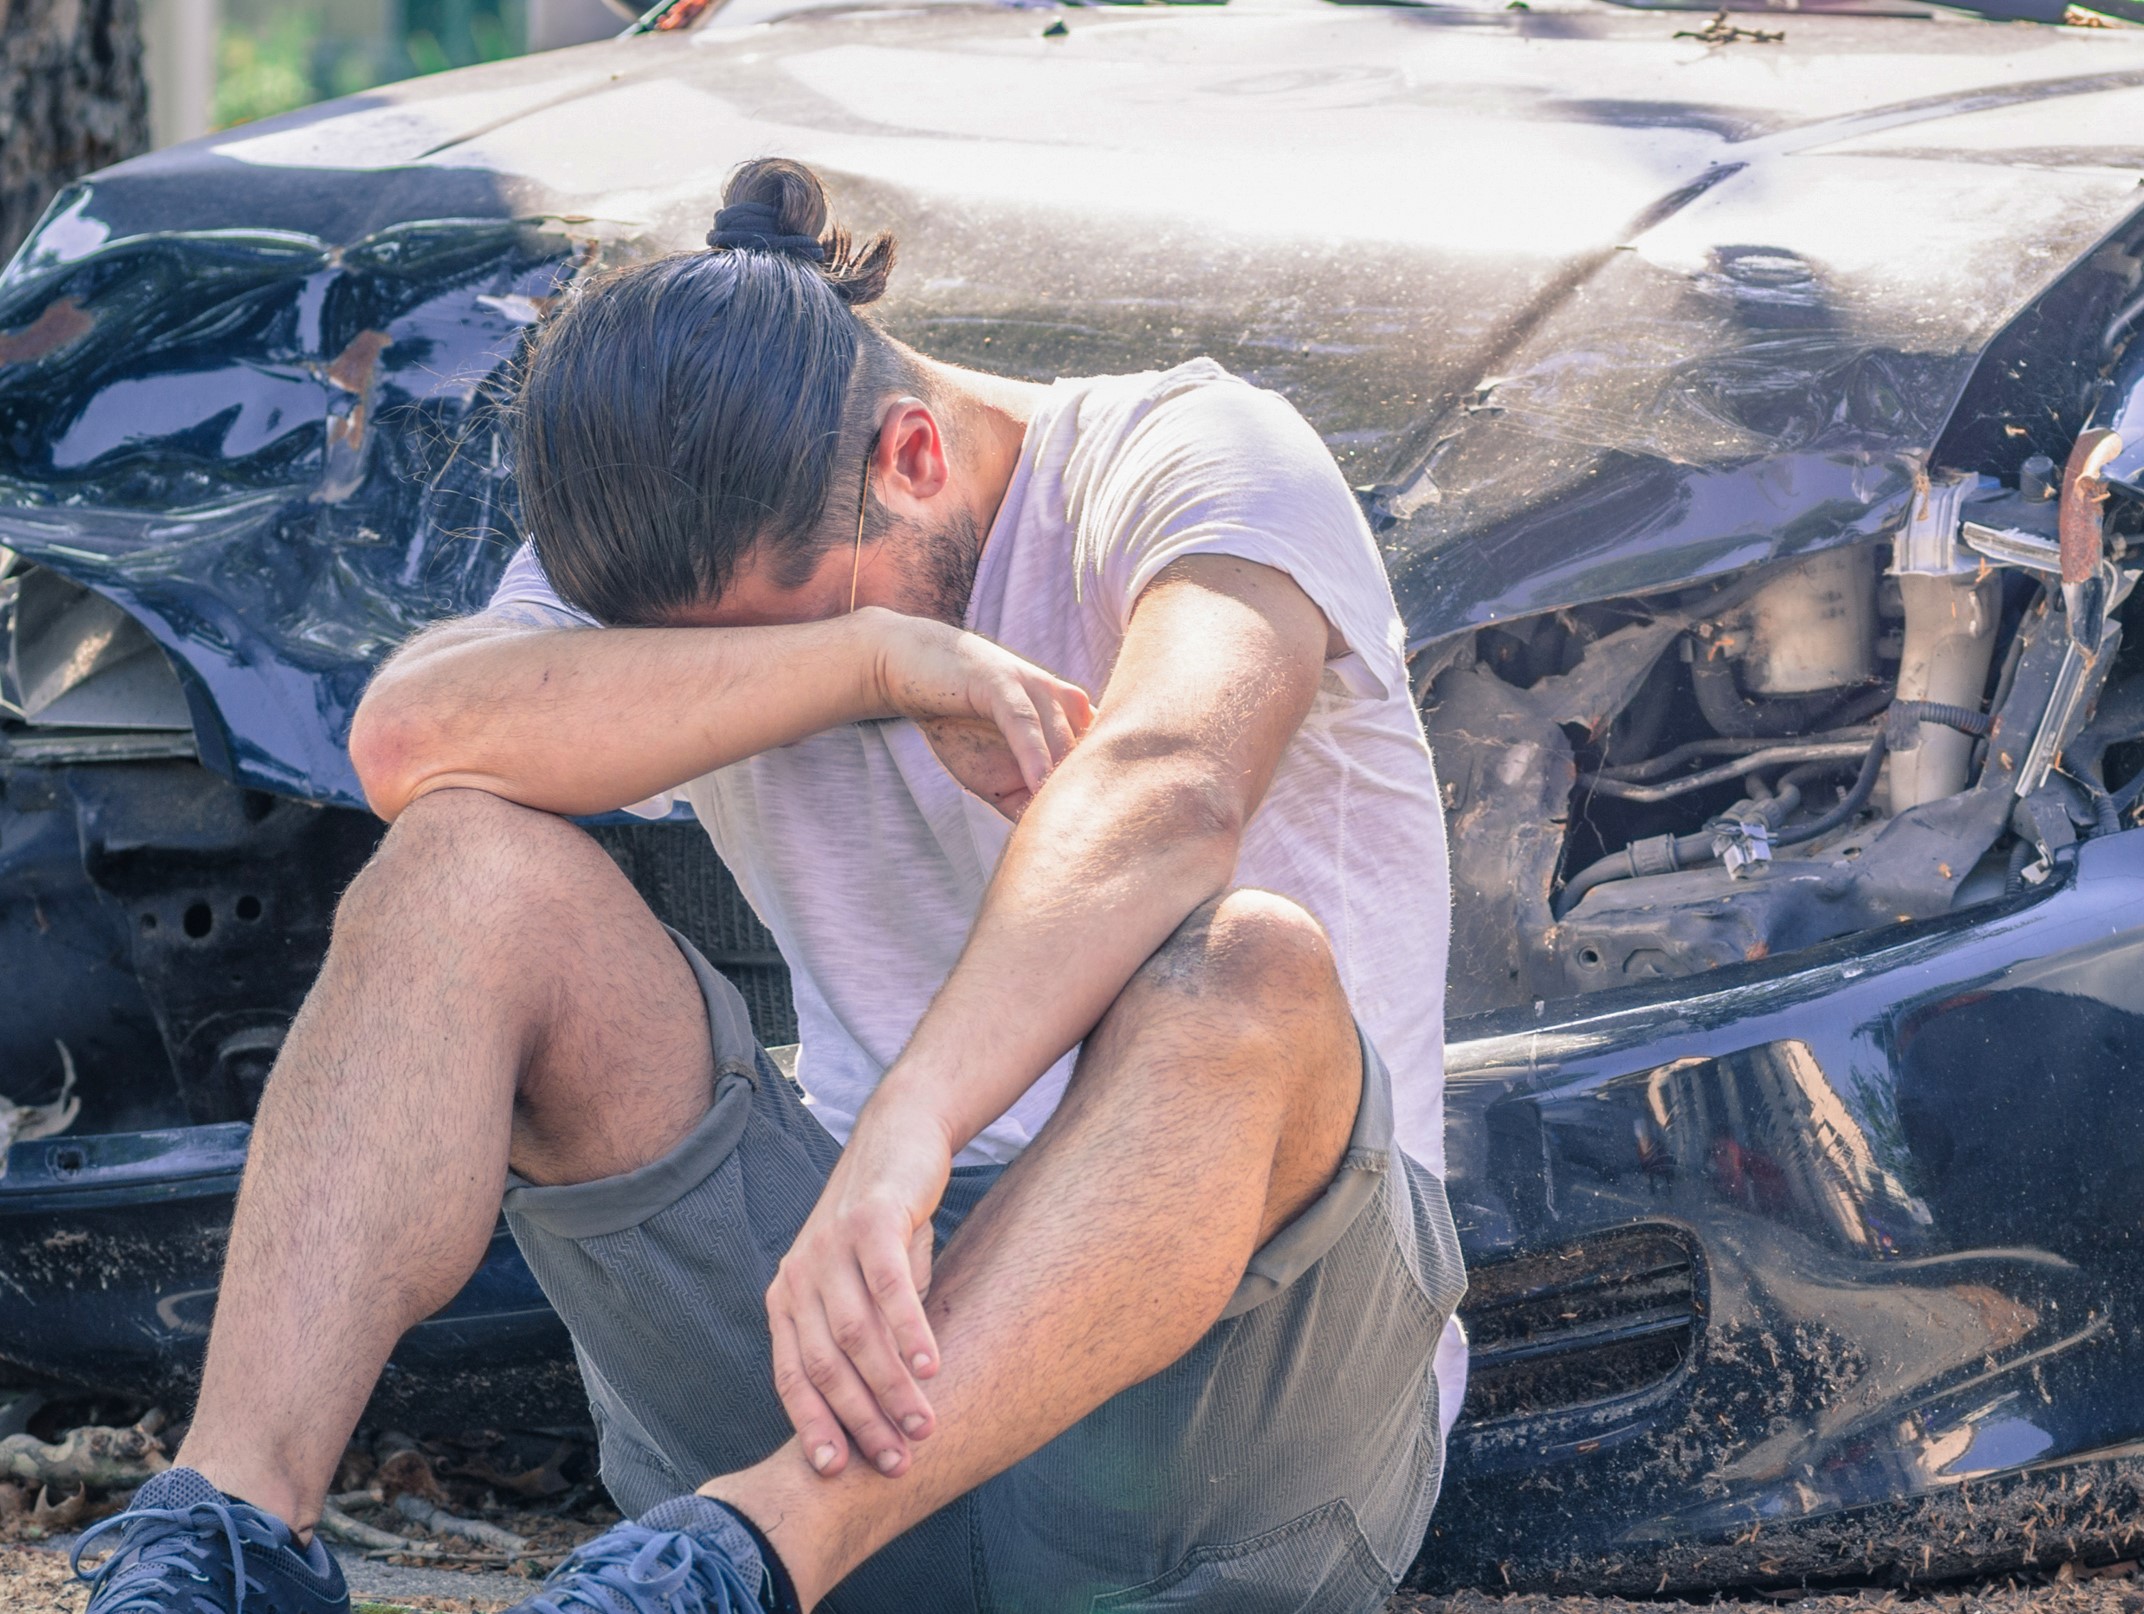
left=1774, top=760, right=1852, bottom=802
left=2114, top=769, right=2144, bottom=820
left=1755, top=781, right=1804, bottom=823
left=1599, top=733, right=1796, bottom=784
left=1689, top=651, right=1854, bottom=739
left=1888, top=700, right=1991, bottom=738
left=1829, top=684, right=1900, bottom=729
left=1594, top=724, right=1878, bottom=785
left=1555, top=702, right=1991, bottom=915
left=1552, top=829, right=1716, bottom=919
left=1762, top=702, right=1990, bottom=846
left=1772, top=732, right=1888, bottom=848
left=2005, top=838, right=2036, bottom=896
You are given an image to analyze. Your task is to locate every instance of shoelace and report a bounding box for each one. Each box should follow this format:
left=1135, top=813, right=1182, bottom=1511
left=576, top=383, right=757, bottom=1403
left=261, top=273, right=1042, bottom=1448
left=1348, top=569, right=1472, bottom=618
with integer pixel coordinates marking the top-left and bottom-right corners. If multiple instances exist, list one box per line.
left=72, top=1499, right=258, bottom=1614
left=521, top=1525, right=763, bottom=1614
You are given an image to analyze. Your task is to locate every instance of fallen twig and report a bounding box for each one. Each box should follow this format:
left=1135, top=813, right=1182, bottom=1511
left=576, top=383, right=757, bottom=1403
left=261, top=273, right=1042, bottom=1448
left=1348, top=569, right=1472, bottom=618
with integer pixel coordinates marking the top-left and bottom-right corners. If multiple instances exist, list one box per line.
left=1673, top=8, right=1783, bottom=43
left=362, top=1546, right=515, bottom=1567
left=392, top=1493, right=531, bottom=1554
left=0, top=1423, right=167, bottom=1492
left=318, top=1503, right=432, bottom=1555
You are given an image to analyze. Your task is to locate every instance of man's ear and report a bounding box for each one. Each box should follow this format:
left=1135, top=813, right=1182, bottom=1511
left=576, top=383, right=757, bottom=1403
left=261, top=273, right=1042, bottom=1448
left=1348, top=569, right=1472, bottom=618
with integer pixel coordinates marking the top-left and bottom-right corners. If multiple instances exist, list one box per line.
left=875, top=397, right=950, bottom=508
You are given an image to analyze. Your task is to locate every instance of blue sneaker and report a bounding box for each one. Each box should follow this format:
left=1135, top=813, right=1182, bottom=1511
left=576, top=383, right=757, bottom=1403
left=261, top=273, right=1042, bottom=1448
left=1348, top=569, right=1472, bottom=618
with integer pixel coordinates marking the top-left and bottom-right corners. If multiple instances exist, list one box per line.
left=72, top=1467, right=349, bottom=1614
left=512, top=1494, right=774, bottom=1614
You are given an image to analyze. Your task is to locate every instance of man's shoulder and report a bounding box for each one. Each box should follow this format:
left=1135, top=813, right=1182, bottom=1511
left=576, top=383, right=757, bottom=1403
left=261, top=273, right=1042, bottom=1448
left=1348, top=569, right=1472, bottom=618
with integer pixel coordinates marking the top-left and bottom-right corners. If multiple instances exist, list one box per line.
left=1060, top=357, right=1276, bottom=436
left=1050, top=359, right=1326, bottom=506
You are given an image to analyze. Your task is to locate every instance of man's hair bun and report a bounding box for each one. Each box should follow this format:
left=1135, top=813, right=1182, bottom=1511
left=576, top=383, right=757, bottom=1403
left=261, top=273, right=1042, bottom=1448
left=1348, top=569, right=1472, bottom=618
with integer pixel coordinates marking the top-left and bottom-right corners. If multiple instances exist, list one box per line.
left=705, top=156, right=896, bottom=306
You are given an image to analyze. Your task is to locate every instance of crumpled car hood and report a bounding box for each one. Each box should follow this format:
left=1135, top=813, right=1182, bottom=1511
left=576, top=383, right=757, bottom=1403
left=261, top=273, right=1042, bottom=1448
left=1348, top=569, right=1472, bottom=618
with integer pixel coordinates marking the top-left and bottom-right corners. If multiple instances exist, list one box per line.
left=2, top=0, right=2142, bottom=804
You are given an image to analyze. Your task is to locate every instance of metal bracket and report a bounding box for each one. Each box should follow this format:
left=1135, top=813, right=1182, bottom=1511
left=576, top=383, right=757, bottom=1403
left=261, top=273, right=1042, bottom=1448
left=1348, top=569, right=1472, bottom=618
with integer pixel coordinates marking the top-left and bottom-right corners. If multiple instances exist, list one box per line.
left=2061, top=428, right=2124, bottom=651
left=1963, top=522, right=2062, bottom=575
left=1710, top=814, right=1773, bottom=879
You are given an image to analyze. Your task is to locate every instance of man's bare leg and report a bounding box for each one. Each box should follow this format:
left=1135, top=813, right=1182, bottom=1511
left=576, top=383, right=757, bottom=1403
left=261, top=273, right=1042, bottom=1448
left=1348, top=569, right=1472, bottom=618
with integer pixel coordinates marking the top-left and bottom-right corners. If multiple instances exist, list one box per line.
left=702, top=888, right=1363, bottom=1608
left=176, top=789, right=720, bottom=1531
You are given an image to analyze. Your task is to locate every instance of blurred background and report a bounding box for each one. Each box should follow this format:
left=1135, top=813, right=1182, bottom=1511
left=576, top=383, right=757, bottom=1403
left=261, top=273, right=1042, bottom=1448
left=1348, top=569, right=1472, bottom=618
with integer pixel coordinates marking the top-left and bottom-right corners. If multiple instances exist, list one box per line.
left=140, top=0, right=635, bottom=148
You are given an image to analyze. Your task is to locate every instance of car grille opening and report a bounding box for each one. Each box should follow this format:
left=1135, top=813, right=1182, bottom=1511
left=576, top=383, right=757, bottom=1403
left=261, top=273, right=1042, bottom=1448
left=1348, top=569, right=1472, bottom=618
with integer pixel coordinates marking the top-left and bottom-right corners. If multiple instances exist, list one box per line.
left=1458, top=1224, right=1699, bottom=1423
left=591, top=822, right=798, bottom=1046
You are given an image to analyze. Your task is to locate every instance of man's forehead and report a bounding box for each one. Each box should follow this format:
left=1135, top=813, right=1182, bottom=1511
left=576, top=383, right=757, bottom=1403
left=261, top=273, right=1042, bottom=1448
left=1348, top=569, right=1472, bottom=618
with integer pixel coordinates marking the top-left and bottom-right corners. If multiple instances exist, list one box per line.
left=661, top=543, right=849, bottom=629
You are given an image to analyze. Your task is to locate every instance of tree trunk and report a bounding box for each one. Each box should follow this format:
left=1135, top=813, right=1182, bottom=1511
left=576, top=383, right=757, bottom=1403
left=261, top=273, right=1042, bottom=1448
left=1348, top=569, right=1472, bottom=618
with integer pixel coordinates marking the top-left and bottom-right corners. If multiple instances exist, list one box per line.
left=0, top=0, right=150, bottom=266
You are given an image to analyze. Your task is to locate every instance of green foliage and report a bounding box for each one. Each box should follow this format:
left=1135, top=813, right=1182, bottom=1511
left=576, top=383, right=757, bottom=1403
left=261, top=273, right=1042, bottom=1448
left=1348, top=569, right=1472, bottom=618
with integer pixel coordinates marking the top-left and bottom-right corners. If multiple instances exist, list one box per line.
left=212, top=10, right=324, bottom=129
left=211, top=0, right=528, bottom=131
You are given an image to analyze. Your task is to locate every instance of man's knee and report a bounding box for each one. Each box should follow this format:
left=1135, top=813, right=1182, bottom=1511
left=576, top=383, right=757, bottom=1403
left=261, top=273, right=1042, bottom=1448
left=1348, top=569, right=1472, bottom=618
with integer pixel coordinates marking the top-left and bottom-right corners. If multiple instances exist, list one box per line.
left=1114, top=890, right=1361, bottom=1210
left=1134, top=888, right=1341, bottom=1016
left=336, top=788, right=602, bottom=947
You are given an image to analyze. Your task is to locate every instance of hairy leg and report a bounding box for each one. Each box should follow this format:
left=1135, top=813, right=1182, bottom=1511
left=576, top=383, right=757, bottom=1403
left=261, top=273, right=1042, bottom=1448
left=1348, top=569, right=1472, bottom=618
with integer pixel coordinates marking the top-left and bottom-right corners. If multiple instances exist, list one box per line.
left=702, top=888, right=1362, bottom=1607
left=177, top=790, right=717, bottom=1531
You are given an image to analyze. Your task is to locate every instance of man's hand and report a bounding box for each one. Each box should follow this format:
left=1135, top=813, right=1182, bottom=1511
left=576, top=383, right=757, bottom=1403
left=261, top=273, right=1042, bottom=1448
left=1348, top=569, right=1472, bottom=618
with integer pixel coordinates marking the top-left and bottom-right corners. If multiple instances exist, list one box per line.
left=866, top=609, right=1094, bottom=817
left=765, top=1102, right=952, bottom=1479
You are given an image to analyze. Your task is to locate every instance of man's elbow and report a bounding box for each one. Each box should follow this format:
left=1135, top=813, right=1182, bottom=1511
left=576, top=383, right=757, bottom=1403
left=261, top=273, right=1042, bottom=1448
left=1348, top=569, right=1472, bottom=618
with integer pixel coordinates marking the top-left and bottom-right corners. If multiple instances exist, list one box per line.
left=347, top=620, right=506, bottom=819
left=1105, top=769, right=1248, bottom=895
left=1166, top=777, right=1250, bottom=859
left=1064, top=739, right=1251, bottom=865
left=347, top=689, right=433, bottom=822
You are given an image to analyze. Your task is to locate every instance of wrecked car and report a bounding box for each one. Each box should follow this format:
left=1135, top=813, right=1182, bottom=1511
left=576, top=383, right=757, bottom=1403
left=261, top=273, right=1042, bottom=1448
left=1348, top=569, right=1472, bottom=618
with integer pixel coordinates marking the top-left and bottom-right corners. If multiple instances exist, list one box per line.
left=4, top=0, right=2144, bottom=1592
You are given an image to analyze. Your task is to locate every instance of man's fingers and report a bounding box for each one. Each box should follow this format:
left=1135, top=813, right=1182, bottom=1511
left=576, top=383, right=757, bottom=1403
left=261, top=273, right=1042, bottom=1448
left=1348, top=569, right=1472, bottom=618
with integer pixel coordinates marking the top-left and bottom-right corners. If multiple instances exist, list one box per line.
left=768, top=1307, right=850, bottom=1478
left=1028, top=676, right=1080, bottom=764
left=1059, top=679, right=1096, bottom=737
left=862, top=1234, right=942, bottom=1391
left=908, top=1221, right=936, bottom=1307
left=826, top=1254, right=936, bottom=1445
left=992, top=688, right=1055, bottom=793
left=793, top=1298, right=916, bottom=1477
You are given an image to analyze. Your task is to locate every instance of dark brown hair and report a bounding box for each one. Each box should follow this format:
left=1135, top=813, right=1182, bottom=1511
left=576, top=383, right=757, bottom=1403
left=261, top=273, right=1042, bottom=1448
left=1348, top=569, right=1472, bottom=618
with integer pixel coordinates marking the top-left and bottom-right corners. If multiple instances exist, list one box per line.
left=510, top=157, right=915, bottom=624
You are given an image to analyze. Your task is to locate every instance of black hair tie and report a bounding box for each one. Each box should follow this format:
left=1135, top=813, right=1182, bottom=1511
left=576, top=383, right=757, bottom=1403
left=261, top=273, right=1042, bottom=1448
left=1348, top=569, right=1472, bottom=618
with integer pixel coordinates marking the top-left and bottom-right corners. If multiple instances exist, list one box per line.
left=706, top=199, right=826, bottom=261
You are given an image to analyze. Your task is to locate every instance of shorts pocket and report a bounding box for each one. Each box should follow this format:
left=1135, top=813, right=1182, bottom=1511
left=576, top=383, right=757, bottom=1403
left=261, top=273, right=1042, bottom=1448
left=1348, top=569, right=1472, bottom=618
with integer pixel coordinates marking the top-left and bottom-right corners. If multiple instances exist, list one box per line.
left=1090, top=1499, right=1394, bottom=1614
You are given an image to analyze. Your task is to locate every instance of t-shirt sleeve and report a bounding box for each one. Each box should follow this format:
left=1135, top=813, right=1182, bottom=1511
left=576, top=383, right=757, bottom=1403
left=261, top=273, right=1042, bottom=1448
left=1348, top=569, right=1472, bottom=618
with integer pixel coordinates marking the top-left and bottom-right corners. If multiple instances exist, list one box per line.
left=1073, top=369, right=1406, bottom=701
left=483, top=540, right=601, bottom=630
left=478, top=542, right=679, bottom=821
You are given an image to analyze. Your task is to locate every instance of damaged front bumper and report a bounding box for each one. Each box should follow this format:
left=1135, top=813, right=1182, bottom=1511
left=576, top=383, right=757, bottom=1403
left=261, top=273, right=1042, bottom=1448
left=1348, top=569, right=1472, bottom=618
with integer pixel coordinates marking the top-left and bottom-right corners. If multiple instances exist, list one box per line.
left=1415, top=830, right=2144, bottom=1591
left=0, top=1124, right=580, bottom=1431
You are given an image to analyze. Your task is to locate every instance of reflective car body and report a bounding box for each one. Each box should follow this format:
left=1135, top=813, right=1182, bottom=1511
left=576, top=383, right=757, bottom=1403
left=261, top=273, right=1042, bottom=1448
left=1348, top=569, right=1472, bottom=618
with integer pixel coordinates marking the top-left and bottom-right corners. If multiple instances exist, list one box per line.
left=2, top=0, right=2142, bottom=1589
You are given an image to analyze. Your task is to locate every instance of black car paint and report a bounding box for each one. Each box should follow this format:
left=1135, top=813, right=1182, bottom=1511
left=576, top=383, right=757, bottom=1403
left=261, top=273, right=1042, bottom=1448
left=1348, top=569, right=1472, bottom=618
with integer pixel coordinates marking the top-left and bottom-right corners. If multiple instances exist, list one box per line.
left=2, top=0, right=2144, bottom=1591
left=3, top=7, right=2144, bottom=800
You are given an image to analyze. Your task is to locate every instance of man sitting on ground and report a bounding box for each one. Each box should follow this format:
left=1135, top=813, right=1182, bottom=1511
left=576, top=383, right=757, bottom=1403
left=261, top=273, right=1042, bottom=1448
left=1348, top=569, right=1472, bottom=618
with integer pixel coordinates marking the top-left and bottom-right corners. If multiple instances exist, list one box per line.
left=76, top=157, right=1465, bottom=1614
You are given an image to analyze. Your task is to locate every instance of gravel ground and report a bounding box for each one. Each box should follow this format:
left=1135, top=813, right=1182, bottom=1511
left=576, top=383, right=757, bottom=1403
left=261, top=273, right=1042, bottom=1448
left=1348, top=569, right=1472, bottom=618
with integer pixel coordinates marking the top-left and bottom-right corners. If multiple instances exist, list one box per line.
left=3, top=1544, right=515, bottom=1610
left=10, top=1541, right=2138, bottom=1614
left=19, top=1537, right=549, bottom=1605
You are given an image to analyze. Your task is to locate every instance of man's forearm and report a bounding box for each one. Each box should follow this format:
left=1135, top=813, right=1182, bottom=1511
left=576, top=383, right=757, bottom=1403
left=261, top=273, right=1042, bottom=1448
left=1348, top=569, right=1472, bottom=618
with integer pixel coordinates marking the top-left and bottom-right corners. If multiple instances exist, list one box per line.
left=859, top=558, right=1332, bottom=1156
left=351, top=611, right=884, bottom=820
left=870, top=736, right=1244, bottom=1152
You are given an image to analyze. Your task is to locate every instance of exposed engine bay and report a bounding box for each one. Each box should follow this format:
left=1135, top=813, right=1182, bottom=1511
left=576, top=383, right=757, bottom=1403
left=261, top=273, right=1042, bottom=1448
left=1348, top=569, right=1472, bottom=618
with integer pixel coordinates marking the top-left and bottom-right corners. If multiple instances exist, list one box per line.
left=1427, top=436, right=2144, bottom=1018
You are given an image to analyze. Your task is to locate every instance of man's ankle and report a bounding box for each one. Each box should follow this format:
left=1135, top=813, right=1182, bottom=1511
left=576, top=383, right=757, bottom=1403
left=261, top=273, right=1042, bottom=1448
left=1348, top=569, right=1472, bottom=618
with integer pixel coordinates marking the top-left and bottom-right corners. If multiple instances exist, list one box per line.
left=698, top=1460, right=837, bottom=1612
left=175, top=1445, right=317, bottom=1539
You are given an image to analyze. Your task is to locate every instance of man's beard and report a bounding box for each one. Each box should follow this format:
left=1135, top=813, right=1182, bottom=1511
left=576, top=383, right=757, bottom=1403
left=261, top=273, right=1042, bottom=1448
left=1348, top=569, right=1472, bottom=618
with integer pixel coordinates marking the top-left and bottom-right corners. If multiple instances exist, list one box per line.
left=890, top=506, right=982, bottom=627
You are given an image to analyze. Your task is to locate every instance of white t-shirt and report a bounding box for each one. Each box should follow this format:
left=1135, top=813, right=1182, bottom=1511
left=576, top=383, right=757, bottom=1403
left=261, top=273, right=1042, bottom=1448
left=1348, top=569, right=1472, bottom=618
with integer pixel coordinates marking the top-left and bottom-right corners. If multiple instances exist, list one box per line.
left=485, top=359, right=1452, bottom=1173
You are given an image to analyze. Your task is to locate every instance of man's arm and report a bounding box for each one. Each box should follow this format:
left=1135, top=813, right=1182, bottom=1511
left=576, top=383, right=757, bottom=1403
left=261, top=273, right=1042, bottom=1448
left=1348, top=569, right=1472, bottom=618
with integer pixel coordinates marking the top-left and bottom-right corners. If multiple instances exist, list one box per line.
left=349, top=607, right=1092, bottom=821
left=891, top=554, right=1335, bottom=1138
left=763, top=553, right=1335, bottom=1477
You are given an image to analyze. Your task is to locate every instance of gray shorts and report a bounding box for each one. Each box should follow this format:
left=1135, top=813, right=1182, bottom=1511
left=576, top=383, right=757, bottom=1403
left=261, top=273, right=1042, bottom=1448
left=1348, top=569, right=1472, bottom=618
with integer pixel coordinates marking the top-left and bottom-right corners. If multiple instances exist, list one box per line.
left=502, top=933, right=1467, bottom=1614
